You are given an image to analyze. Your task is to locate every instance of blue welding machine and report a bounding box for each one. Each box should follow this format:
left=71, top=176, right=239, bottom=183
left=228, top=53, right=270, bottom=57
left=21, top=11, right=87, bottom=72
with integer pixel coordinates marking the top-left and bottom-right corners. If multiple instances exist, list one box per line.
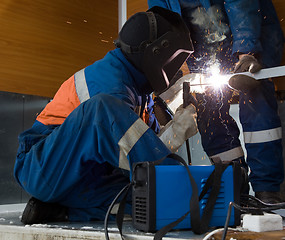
left=132, top=161, right=242, bottom=233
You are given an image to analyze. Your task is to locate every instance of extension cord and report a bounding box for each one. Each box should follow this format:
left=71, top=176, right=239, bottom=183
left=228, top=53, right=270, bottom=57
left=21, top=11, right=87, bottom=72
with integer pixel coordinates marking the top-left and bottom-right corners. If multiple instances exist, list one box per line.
left=242, top=213, right=283, bottom=232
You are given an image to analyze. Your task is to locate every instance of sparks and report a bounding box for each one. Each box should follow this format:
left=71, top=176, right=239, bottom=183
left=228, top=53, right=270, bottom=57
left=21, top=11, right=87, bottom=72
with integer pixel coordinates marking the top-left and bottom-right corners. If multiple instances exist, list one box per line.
left=207, top=64, right=229, bottom=89
left=185, top=62, right=229, bottom=93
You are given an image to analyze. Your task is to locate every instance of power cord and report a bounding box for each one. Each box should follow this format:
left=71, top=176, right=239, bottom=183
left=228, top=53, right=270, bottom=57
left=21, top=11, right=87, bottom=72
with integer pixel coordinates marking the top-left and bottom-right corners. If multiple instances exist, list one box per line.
left=104, top=182, right=132, bottom=240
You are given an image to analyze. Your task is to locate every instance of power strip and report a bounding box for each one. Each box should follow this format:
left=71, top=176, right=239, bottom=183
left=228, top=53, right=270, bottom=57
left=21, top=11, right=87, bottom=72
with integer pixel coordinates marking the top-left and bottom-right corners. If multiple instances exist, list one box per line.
left=242, top=213, right=283, bottom=232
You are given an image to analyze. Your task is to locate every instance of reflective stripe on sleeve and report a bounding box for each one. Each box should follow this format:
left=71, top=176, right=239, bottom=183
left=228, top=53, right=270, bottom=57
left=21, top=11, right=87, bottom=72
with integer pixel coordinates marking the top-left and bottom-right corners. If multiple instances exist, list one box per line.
left=243, top=127, right=282, bottom=144
left=118, top=118, right=149, bottom=170
left=209, top=146, right=244, bottom=162
left=74, top=69, right=90, bottom=103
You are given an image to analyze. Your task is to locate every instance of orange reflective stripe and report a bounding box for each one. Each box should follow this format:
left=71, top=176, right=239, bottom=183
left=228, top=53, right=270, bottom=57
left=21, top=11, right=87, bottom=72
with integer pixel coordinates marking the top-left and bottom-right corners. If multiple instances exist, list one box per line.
left=37, top=75, right=81, bottom=125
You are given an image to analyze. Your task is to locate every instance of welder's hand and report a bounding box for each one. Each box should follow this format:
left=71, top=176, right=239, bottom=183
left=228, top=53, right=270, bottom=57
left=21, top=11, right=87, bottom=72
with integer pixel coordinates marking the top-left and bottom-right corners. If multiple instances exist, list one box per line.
left=233, top=54, right=262, bottom=73
left=158, top=104, right=198, bottom=152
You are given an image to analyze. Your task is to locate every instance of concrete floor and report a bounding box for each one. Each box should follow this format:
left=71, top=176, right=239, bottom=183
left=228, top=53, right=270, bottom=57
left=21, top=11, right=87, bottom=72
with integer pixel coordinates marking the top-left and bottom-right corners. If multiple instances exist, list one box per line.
left=0, top=204, right=204, bottom=240
left=0, top=203, right=284, bottom=240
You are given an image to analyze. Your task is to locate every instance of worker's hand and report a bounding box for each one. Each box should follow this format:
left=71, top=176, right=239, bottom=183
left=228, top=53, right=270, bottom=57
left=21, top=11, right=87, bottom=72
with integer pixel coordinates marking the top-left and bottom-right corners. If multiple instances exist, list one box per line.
left=228, top=74, right=260, bottom=92
left=230, top=54, right=262, bottom=91
left=158, top=104, right=198, bottom=152
left=233, top=54, right=262, bottom=73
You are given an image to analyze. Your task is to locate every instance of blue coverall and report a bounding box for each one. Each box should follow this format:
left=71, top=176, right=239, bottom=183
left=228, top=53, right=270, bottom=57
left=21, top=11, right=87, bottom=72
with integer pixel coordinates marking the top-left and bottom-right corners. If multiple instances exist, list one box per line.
left=148, top=0, right=285, bottom=192
left=14, top=48, right=173, bottom=221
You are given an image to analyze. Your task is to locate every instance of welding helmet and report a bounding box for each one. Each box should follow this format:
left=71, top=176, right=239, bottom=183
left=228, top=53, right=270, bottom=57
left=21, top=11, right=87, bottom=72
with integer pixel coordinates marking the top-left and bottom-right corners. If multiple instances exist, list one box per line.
left=114, top=6, right=194, bottom=94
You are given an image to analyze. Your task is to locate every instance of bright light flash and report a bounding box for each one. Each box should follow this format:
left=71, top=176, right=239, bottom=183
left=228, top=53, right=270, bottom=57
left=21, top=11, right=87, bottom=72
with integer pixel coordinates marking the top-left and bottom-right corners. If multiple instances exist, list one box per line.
left=207, top=65, right=228, bottom=89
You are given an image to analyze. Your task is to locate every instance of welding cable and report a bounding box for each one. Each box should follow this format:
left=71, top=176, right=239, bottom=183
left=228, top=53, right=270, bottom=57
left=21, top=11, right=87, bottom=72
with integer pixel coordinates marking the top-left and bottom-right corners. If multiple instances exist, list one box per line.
left=221, top=201, right=257, bottom=240
left=245, top=194, right=285, bottom=209
left=104, top=182, right=132, bottom=240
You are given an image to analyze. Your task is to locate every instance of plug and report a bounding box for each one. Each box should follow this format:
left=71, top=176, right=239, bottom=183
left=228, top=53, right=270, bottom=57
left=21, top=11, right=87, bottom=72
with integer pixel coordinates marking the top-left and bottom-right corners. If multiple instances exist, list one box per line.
left=242, top=213, right=283, bottom=232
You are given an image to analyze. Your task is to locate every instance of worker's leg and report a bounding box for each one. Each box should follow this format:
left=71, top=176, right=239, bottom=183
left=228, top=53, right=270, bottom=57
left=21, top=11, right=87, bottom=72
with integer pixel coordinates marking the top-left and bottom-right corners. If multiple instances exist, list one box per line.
left=15, top=93, right=172, bottom=220
left=242, top=0, right=284, bottom=193
left=239, top=82, right=284, bottom=192
left=63, top=167, right=132, bottom=221
left=196, top=86, right=246, bottom=167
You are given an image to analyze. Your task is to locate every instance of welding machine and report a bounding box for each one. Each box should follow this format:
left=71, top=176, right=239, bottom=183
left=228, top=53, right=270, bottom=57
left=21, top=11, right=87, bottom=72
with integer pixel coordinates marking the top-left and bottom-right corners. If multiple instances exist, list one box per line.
left=132, top=159, right=242, bottom=234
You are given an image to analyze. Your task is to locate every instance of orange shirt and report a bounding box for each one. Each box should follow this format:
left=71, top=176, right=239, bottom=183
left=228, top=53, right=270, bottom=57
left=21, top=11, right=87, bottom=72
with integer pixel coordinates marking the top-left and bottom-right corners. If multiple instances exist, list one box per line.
left=36, top=75, right=81, bottom=125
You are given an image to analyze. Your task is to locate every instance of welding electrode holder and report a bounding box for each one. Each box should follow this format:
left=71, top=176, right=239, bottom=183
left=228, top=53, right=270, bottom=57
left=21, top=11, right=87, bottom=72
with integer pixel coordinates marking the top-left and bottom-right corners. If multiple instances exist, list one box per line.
left=183, top=82, right=197, bottom=108
left=182, top=82, right=196, bottom=165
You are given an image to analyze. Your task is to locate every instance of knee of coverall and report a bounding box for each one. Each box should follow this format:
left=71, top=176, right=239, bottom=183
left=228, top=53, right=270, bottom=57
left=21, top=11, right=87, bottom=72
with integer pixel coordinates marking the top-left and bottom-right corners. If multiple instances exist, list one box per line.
left=75, top=93, right=176, bottom=178
left=15, top=143, right=57, bottom=201
left=14, top=123, right=59, bottom=200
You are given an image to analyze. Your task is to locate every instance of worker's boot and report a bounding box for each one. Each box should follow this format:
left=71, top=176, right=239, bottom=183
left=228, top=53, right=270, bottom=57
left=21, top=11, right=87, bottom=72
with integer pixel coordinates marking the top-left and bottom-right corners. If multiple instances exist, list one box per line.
left=255, top=191, right=283, bottom=204
left=21, top=197, right=68, bottom=224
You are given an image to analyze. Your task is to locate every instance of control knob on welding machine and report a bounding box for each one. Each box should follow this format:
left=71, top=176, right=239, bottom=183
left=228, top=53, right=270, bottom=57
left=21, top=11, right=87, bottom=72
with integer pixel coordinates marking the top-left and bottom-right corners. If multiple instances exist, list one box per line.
left=158, top=83, right=198, bottom=152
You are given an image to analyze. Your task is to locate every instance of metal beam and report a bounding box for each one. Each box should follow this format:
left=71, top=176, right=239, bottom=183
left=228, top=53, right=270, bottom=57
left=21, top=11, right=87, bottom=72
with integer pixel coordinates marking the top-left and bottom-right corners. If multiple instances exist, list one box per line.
left=118, top=0, right=127, bottom=32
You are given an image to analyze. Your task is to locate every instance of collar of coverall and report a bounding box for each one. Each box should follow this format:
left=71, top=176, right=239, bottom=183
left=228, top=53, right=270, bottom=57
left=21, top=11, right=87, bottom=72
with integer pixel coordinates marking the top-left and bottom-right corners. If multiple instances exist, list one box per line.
left=115, top=48, right=153, bottom=95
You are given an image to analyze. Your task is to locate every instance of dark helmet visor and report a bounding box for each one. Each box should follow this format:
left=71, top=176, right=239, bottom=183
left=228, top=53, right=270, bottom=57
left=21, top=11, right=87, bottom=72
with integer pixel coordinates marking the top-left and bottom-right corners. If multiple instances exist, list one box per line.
left=142, top=30, right=194, bottom=93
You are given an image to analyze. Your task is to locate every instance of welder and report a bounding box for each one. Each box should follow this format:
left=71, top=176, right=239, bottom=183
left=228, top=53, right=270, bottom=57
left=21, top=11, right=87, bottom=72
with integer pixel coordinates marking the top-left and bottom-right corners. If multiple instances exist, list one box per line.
left=14, top=7, right=198, bottom=224
left=148, top=0, right=285, bottom=203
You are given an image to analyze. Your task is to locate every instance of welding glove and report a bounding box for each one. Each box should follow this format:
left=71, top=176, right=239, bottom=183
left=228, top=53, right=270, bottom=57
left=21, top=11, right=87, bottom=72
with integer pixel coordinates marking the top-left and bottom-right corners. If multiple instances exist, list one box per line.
left=233, top=54, right=262, bottom=73
left=229, top=55, right=262, bottom=92
left=158, top=104, right=198, bottom=152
